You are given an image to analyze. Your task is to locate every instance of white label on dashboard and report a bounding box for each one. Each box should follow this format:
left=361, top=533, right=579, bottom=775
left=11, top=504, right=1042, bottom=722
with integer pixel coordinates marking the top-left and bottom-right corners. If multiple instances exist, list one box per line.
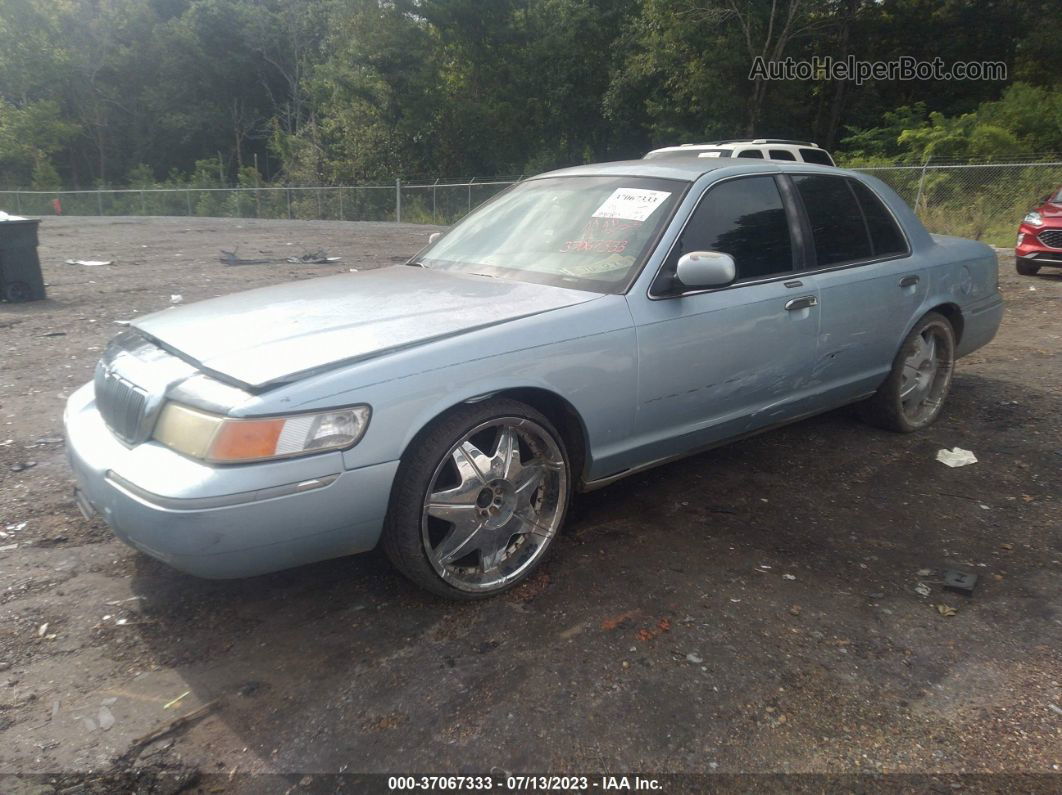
left=592, top=188, right=671, bottom=222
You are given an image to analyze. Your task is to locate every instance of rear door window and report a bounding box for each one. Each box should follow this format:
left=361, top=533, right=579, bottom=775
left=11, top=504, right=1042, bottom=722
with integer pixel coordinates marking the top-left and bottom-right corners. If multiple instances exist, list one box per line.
left=769, top=149, right=796, bottom=161
left=736, top=149, right=764, bottom=159
left=799, top=148, right=834, bottom=166
left=792, top=175, right=872, bottom=266
left=672, top=176, right=794, bottom=281
left=848, top=180, right=907, bottom=257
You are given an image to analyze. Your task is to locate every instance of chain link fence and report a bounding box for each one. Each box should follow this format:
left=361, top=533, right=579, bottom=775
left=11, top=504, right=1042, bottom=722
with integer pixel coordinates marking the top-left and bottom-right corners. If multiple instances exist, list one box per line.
left=0, top=179, right=522, bottom=227
left=2, top=162, right=1060, bottom=247
left=855, top=160, right=1062, bottom=246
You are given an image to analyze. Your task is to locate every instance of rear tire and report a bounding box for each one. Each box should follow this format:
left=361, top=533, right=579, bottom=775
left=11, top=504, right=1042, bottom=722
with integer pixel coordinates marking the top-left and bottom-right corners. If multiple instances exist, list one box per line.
left=1015, top=258, right=1040, bottom=276
left=382, top=399, right=571, bottom=600
left=860, top=312, right=955, bottom=433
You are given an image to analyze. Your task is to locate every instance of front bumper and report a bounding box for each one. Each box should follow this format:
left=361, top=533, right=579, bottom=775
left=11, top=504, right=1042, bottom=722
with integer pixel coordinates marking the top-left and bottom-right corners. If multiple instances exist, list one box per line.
left=1016, top=226, right=1062, bottom=267
left=63, top=382, right=399, bottom=578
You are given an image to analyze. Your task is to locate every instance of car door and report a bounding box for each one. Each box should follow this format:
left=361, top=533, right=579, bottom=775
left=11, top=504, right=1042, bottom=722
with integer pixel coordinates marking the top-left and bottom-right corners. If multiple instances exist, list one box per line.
left=623, top=175, right=821, bottom=468
left=788, top=174, right=926, bottom=403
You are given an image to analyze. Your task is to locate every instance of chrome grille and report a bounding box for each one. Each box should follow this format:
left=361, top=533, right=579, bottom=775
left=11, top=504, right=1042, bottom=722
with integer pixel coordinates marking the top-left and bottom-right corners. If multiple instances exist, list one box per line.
left=1038, top=230, right=1062, bottom=249
left=95, top=365, right=147, bottom=443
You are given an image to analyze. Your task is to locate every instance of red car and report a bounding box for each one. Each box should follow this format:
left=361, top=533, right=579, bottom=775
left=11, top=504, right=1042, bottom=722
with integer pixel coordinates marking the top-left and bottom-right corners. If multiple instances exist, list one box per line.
left=1016, top=186, right=1062, bottom=275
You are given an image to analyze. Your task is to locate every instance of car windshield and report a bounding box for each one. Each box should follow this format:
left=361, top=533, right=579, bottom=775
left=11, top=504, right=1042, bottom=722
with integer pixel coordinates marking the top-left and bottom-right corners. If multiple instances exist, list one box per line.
left=417, top=175, right=686, bottom=292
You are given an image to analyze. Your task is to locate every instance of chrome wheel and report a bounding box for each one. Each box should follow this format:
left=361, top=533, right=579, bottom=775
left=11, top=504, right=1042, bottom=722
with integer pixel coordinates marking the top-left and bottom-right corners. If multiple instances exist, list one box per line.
left=421, top=417, right=567, bottom=593
left=899, top=325, right=952, bottom=425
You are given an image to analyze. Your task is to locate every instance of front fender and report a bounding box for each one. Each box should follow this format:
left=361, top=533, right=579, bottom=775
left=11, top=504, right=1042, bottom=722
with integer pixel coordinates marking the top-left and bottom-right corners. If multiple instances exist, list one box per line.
left=241, top=296, right=638, bottom=480
left=355, top=325, right=638, bottom=479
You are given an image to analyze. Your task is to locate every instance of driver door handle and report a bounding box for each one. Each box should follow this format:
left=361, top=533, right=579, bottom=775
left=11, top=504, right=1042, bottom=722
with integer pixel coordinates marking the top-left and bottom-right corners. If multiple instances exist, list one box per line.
left=899, top=275, right=920, bottom=287
left=785, top=295, right=818, bottom=311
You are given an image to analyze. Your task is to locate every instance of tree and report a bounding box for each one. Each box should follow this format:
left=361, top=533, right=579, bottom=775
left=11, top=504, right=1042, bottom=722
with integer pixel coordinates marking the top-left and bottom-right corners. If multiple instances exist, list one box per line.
left=0, top=0, right=1057, bottom=187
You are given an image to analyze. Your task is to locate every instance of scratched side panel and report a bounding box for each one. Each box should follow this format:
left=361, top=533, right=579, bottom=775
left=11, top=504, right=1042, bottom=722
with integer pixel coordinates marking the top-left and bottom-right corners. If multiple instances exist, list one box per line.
left=619, top=280, right=821, bottom=474
left=810, top=255, right=927, bottom=404
left=922, top=235, right=1003, bottom=358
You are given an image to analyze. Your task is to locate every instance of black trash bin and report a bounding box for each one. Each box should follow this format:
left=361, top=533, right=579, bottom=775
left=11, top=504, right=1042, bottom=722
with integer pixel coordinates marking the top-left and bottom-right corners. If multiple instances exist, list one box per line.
left=0, top=218, right=46, bottom=302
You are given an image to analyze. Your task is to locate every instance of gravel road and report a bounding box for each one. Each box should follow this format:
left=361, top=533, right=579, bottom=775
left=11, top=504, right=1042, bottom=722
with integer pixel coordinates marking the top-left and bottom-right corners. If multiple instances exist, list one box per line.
left=0, top=217, right=1059, bottom=791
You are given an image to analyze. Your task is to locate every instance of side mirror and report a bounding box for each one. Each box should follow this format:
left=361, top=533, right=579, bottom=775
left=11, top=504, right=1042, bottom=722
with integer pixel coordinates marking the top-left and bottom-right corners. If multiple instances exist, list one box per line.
left=428, top=231, right=443, bottom=245
left=675, top=250, right=735, bottom=289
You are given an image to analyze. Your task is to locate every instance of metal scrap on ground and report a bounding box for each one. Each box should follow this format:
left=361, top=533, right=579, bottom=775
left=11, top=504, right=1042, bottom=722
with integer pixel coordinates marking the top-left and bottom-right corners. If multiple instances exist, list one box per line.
left=286, top=249, right=342, bottom=264
left=943, top=569, right=978, bottom=595
left=220, top=248, right=341, bottom=266
left=219, top=249, right=271, bottom=266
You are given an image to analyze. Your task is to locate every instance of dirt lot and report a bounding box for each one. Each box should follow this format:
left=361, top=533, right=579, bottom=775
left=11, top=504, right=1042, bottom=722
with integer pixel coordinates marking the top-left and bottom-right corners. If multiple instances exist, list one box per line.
left=0, top=217, right=1059, bottom=790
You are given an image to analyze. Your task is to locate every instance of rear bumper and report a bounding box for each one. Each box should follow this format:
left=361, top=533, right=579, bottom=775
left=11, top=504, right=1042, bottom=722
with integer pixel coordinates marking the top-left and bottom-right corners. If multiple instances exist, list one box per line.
left=63, top=382, right=398, bottom=578
left=956, top=291, right=1004, bottom=359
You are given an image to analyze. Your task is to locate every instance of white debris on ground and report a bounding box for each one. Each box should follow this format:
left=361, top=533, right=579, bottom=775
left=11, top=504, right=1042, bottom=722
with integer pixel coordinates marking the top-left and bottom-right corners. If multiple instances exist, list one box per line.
left=936, top=447, right=978, bottom=467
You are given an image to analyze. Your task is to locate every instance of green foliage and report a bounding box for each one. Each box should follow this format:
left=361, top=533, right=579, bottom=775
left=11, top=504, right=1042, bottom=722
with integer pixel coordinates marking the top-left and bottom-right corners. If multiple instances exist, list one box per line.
left=840, top=83, right=1062, bottom=164
left=127, top=165, right=156, bottom=189
left=896, top=112, right=1016, bottom=163
left=838, top=105, right=930, bottom=164
left=0, top=99, right=79, bottom=185
left=0, top=0, right=1059, bottom=188
left=30, top=158, right=61, bottom=191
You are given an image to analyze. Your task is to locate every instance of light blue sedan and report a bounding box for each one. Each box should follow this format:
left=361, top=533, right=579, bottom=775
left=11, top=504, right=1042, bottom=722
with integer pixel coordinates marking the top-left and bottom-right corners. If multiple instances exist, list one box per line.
left=64, top=159, right=1003, bottom=598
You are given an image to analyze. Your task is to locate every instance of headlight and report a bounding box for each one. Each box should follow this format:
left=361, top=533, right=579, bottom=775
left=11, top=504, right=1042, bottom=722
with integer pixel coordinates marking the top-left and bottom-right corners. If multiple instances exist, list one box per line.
left=152, top=403, right=371, bottom=463
left=1023, top=211, right=1043, bottom=227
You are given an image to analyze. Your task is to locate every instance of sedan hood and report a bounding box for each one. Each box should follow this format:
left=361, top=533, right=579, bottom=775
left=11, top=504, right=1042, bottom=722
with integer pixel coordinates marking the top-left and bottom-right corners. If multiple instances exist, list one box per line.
left=132, top=266, right=599, bottom=388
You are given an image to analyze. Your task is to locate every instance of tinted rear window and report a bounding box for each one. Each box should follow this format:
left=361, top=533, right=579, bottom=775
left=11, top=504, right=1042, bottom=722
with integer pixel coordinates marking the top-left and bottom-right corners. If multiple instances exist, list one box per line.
left=736, top=150, right=764, bottom=159
left=769, top=149, right=796, bottom=161
left=799, top=148, right=834, bottom=166
left=792, top=175, right=872, bottom=266
left=849, top=180, right=907, bottom=257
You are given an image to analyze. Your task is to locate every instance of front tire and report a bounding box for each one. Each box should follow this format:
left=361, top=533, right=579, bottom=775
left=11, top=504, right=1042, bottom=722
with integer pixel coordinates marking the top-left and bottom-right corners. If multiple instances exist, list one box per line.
left=1015, top=258, right=1040, bottom=276
left=860, top=312, right=956, bottom=433
left=382, top=399, right=570, bottom=600
left=3, top=280, right=33, bottom=302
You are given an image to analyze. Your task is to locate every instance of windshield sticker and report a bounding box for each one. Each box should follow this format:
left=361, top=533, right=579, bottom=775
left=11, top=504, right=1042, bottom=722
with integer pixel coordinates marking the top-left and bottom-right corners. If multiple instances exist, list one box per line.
left=583, top=217, right=641, bottom=235
left=591, top=188, right=672, bottom=222
left=560, top=217, right=641, bottom=254
left=560, top=238, right=628, bottom=254
left=560, top=255, right=634, bottom=276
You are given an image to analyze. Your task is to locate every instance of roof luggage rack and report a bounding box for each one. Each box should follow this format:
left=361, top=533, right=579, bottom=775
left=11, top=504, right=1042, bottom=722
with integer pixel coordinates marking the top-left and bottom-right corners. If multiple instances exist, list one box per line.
left=680, top=139, right=819, bottom=148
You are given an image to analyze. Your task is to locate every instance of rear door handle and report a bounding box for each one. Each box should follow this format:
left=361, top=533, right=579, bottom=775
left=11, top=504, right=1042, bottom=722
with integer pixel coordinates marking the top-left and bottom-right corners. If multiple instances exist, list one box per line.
left=784, top=295, right=818, bottom=311
left=899, top=275, right=920, bottom=287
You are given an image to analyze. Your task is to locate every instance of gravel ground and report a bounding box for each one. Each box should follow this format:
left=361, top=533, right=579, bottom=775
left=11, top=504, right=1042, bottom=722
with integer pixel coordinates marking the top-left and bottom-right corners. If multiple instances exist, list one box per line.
left=0, top=217, right=1059, bottom=791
